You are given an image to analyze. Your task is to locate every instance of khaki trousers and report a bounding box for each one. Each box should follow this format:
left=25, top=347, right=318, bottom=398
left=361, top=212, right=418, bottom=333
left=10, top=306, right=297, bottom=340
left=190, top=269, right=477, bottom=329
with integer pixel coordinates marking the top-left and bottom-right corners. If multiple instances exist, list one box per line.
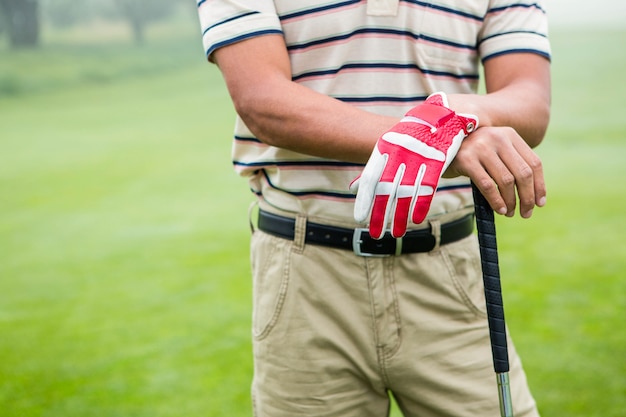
left=250, top=224, right=539, bottom=417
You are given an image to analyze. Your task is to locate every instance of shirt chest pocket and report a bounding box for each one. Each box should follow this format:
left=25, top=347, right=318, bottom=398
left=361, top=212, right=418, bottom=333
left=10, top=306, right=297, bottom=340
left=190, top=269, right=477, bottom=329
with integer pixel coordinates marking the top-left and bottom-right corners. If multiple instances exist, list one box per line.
left=411, top=1, right=486, bottom=69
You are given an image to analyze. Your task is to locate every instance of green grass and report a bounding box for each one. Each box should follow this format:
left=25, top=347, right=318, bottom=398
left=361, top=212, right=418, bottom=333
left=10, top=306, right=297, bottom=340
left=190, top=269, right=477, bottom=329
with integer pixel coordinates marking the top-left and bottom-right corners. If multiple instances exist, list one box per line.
left=495, top=28, right=626, bottom=416
left=1, top=24, right=624, bottom=416
left=1, top=23, right=255, bottom=416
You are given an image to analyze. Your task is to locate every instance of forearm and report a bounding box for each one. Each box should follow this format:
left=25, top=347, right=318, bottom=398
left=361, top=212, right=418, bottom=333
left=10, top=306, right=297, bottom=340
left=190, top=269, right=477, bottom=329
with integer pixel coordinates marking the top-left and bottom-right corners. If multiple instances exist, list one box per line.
left=248, top=61, right=551, bottom=160
left=449, top=89, right=549, bottom=148
left=234, top=78, right=396, bottom=163
left=214, top=35, right=396, bottom=164
left=448, top=53, right=551, bottom=148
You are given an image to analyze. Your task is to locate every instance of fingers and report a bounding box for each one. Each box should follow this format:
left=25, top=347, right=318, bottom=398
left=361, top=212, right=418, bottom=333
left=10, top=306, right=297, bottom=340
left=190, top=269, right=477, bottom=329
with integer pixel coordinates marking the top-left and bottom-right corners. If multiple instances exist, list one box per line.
left=451, top=126, right=546, bottom=218
left=510, top=137, right=546, bottom=217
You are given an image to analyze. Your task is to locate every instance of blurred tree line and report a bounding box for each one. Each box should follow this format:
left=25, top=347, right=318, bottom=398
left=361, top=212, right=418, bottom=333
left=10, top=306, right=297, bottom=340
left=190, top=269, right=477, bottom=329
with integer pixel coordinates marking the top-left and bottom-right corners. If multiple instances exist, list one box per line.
left=0, top=0, right=195, bottom=48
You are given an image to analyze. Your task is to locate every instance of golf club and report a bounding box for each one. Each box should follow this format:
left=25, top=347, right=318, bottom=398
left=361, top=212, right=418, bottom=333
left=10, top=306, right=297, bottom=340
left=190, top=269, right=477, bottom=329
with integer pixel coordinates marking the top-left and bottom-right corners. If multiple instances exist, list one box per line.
left=471, top=183, right=514, bottom=417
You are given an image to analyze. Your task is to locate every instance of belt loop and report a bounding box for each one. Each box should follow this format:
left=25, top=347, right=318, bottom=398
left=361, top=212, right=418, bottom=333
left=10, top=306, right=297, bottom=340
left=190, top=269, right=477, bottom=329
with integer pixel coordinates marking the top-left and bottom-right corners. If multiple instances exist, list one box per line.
left=293, top=214, right=307, bottom=253
left=395, top=237, right=403, bottom=256
left=430, top=219, right=442, bottom=251
left=248, top=201, right=259, bottom=234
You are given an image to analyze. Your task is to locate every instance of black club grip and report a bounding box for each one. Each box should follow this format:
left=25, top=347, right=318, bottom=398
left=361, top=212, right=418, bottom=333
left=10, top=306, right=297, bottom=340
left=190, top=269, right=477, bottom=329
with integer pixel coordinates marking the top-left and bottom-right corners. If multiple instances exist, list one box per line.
left=472, top=183, right=510, bottom=374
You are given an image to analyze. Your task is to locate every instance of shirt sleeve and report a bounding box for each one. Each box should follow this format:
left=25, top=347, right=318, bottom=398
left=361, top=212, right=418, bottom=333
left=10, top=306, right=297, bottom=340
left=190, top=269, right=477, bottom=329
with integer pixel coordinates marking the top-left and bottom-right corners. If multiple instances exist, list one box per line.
left=478, top=0, right=551, bottom=62
left=196, top=0, right=283, bottom=61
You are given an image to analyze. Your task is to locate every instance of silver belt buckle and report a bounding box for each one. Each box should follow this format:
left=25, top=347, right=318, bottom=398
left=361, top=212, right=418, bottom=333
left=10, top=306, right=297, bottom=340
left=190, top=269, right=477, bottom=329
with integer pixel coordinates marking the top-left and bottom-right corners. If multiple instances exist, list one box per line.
left=352, top=228, right=402, bottom=257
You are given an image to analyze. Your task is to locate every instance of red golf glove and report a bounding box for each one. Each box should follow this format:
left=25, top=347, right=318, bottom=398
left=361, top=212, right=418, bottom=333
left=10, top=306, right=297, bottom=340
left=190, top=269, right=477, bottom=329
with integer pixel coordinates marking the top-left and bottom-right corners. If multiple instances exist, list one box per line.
left=351, top=92, right=478, bottom=239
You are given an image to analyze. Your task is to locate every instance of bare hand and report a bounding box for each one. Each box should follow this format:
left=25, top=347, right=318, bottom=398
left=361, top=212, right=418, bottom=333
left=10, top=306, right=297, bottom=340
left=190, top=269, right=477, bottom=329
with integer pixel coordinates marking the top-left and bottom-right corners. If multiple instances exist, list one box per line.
left=445, top=126, right=546, bottom=218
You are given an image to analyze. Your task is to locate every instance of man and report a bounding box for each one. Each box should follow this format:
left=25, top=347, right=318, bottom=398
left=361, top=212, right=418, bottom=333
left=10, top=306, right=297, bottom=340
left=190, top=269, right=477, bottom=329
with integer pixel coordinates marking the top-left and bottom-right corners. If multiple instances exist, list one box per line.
left=196, top=1, right=550, bottom=416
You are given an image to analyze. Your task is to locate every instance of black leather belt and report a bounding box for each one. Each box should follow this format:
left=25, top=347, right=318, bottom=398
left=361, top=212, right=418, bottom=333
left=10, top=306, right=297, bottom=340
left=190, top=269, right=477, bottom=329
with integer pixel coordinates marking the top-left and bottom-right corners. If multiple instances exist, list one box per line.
left=258, top=210, right=474, bottom=257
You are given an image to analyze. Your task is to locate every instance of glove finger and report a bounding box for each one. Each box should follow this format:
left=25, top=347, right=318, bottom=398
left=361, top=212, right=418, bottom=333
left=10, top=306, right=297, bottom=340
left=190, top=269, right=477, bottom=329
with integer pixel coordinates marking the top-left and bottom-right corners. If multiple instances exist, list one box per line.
left=410, top=163, right=437, bottom=224
left=353, top=151, right=387, bottom=223
left=369, top=194, right=390, bottom=239
left=390, top=166, right=418, bottom=238
left=369, top=163, right=405, bottom=239
left=391, top=196, right=411, bottom=238
left=411, top=195, right=434, bottom=225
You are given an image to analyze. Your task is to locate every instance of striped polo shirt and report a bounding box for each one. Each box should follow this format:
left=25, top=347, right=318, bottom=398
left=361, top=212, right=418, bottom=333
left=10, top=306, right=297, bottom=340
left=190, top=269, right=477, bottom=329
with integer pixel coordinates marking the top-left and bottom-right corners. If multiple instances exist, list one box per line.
left=197, top=0, right=551, bottom=228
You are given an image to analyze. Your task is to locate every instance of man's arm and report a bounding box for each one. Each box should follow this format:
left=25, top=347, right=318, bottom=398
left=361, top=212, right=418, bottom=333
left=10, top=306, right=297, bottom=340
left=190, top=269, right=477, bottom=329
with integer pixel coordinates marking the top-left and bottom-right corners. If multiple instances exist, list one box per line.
left=446, top=53, right=552, bottom=218
left=449, top=53, right=551, bottom=147
left=212, top=34, right=396, bottom=163
left=213, top=35, right=551, bottom=219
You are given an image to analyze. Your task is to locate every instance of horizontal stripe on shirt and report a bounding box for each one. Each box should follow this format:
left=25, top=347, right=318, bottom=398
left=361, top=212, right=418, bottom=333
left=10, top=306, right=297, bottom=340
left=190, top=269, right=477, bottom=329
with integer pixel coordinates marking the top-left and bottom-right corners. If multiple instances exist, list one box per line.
left=292, top=62, right=479, bottom=82
left=286, top=27, right=476, bottom=52
left=197, top=0, right=551, bottom=223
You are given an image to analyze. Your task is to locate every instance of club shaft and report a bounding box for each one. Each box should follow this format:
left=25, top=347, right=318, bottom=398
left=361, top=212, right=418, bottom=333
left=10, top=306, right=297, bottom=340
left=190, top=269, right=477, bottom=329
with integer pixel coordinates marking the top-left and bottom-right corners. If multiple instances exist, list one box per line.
left=497, top=372, right=514, bottom=417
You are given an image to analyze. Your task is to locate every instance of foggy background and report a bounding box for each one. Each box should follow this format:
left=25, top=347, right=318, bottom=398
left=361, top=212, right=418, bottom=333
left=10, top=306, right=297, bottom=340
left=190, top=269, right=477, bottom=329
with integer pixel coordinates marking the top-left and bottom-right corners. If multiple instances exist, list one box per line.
left=1, top=0, right=625, bottom=50
left=1, top=2, right=624, bottom=417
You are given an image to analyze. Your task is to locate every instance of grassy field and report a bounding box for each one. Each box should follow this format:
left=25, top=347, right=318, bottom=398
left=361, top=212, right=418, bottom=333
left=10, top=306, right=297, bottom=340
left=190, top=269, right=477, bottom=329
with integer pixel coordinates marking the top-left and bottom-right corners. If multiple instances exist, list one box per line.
left=1, top=21, right=624, bottom=417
